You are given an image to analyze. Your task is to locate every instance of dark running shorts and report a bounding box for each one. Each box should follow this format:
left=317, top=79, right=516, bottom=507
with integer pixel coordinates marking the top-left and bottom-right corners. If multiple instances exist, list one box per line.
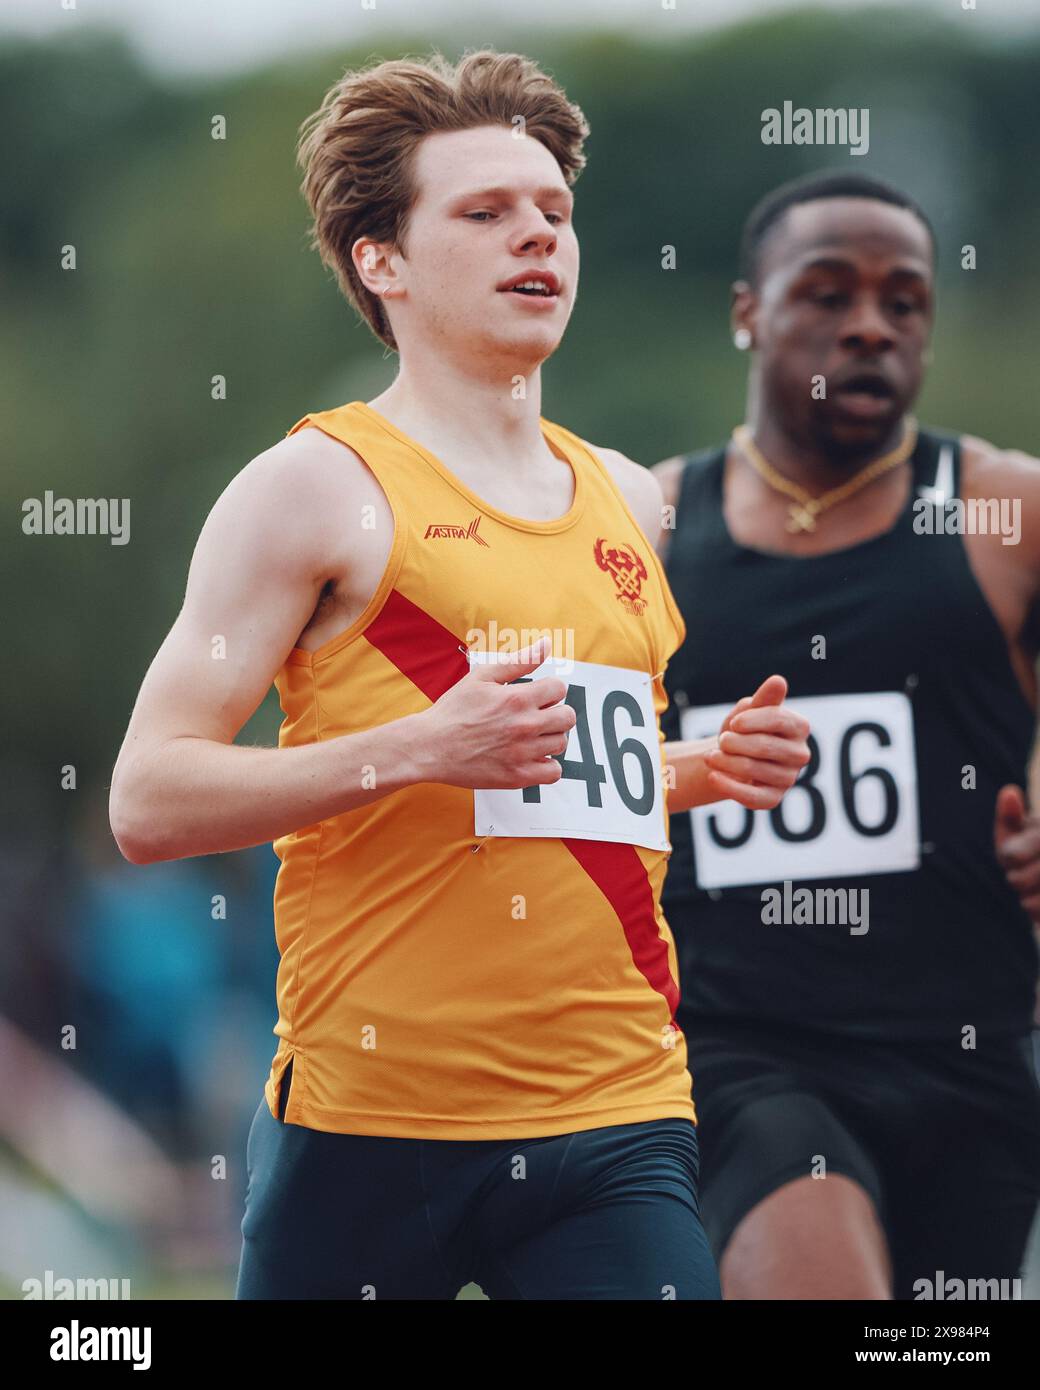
left=683, top=1018, right=1040, bottom=1300
left=235, top=1060, right=720, bottom=1300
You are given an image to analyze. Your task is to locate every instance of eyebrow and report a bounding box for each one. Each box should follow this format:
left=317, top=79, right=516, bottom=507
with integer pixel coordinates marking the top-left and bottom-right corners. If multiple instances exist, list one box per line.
left=796, top=255, right=929, bottom=283
left=447, top=184, right=574, bottom=207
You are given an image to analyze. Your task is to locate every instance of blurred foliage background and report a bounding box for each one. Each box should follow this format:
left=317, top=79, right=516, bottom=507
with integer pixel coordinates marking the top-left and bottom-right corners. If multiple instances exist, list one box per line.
left=2, top=5, right=1038, bottom=1298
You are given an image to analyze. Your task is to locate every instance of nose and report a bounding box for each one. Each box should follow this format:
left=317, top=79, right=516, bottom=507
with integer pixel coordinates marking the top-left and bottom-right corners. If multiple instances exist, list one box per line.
left=839, top=294, right=895, bottom=354
left=510, top=200, right=558, bottom=257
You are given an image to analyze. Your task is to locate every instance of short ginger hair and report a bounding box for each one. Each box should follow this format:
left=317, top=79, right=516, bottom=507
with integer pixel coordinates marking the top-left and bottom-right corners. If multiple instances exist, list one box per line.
left=296, top=48, right=590, bottom=350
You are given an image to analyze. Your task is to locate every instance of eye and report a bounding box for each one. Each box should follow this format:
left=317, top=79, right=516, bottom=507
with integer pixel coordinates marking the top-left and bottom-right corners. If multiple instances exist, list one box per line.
left=811, top=291, right=847, bottom=309
left=544, top=211, right=565, bottom=225
left=464, top=211, right=496, bottom=222
left=890, top=298, right=919, bottom=316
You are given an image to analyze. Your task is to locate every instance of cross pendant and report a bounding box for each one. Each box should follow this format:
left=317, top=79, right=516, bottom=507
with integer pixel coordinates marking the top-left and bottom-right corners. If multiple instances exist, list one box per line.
left=786, top=503, right=818, bottom=533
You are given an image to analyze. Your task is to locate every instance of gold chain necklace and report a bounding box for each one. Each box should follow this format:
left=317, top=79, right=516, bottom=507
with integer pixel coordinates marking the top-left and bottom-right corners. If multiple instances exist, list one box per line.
left=731, top=418, right=918, bottom=533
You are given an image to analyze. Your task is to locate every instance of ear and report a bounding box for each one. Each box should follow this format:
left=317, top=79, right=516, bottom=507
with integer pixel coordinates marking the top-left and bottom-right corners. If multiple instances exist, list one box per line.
left=352, top=235, right=402, bottom=300
left=730, top=278, right=756, bottom=344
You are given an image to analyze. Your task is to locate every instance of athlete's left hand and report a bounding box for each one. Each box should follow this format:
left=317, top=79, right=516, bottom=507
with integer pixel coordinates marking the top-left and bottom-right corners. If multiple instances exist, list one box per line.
left=994, top=784, right=1040, bottom=925
left=704, top=675, right=812, bottom=811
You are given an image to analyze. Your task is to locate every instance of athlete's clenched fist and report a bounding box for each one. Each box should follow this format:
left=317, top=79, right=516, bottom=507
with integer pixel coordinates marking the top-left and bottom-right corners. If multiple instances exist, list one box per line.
left=420, top=634, right=577, bottom=791
left=703, top=675, right=812, bottom=811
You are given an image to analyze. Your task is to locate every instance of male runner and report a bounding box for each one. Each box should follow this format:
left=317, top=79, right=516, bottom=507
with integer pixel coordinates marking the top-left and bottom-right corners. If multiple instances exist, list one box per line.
left=654, top=171, right=1040, bottom=1300
left=108, top=51, right=809, bottom=1300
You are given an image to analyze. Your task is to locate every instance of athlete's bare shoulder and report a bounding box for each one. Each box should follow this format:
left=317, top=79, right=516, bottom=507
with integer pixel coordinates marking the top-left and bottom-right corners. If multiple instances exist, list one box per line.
left=249, top=424, right=365, bottom=497
left=236, top=423, right=396, bottom=651
left=960, top=433, right=1040, bottom=488
left=956, top=433, right=1040, bottom=588
left=649, top=454, right=688, bottom=510
left=581, top=441, right=664, bottom=548
left=649, top=453, right=688, bottom=492
left=230, top=424, right=385, bottom=575
left=647, top=455, right=691, bottom=560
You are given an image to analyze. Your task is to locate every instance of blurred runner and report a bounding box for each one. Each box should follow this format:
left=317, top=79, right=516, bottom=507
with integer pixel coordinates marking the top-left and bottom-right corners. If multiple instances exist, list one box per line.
left=654, top=171, right=1040, bottom=1300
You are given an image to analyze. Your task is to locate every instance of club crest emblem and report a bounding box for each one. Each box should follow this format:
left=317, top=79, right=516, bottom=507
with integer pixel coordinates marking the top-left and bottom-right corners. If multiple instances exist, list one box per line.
left=594, top=537, right=648, bottom=616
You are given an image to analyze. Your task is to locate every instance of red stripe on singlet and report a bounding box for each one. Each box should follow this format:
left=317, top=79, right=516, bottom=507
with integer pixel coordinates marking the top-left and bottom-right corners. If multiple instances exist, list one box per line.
left=363, top=589, right=469, bottom=702
left=563, top=837, right=681, bottom=1021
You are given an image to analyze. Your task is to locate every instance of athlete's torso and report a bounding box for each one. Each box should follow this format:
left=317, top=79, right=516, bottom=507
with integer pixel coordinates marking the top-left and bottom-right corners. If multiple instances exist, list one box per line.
left=264, top=399, right=696, bottom=1138
left=661, top=426, right=1039, bottom=1039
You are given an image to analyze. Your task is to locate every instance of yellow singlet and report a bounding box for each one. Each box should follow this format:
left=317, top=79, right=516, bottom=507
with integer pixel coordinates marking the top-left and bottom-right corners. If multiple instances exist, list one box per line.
left=263, top=400, right=696, bottom=1138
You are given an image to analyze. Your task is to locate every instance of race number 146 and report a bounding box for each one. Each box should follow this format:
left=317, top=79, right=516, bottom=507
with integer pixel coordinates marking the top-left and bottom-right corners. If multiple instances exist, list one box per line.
left=472, top=655, right=670, bottom=852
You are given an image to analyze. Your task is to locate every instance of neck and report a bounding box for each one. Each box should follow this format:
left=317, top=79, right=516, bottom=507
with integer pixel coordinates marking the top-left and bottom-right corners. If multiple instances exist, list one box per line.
left=742, top=383, right=908, bottom=490
left=368, top=349, right=552, bottom=471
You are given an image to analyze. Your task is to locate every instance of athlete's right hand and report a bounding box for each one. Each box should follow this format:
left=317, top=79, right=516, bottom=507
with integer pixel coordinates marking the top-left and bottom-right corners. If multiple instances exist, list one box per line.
left=420, top=634, right=576, bottom=790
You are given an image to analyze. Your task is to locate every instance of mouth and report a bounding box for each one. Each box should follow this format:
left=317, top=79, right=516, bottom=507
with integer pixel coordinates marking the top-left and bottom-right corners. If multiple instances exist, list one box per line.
left=832, top=372, right=898, bottom=420
left=496, top=270, right=561, bottom=301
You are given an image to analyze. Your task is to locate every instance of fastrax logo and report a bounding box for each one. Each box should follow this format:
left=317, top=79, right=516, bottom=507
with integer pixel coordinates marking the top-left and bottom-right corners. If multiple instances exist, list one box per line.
left=423, top=515, right=490, bottom=546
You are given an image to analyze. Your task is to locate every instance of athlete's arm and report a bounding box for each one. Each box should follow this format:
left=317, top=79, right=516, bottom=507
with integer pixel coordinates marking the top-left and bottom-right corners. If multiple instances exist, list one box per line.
left=110, top=435, right=572, bottom=865
left=588, top=444, right=811, bottom=814
left=966, top=440, right=1040, bottom=987
left=975, top=439, right=1040, bottom=1019
left=649, top=455, right=687, bottom=561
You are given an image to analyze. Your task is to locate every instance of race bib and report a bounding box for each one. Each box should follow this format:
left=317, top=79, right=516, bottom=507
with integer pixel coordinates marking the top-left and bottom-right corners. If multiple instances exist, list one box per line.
left=680, top=691, right=920, bottom=887
left=471, top=654, right=669, bottom=852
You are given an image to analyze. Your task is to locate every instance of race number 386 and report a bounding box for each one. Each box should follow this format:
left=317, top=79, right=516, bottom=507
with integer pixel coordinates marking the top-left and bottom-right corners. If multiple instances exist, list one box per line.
left=472, top=655, right=669, bottom=852
left=680, top=691, right=921, bottom=888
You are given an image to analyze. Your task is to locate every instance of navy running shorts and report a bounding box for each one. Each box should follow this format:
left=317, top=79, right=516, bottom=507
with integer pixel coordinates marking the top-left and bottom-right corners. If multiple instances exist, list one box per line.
left=236, top=1060, right=720, bottom=1300
left=683, top=1017, right=1040, bottom=1300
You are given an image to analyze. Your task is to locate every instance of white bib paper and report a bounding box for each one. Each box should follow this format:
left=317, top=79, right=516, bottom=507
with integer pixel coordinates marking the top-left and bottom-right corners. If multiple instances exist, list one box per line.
left=680, top=691, right=920, bottom=887
left=471, top=654, right=669, bottom=851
